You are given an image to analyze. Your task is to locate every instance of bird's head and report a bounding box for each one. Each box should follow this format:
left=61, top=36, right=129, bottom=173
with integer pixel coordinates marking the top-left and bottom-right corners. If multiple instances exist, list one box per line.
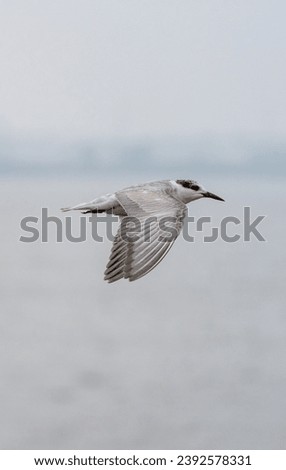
left=176, top=179, right=225, bottom=203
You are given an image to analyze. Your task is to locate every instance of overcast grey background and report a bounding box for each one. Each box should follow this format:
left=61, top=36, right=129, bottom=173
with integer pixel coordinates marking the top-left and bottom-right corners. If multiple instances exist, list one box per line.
left=1, top=0, right=286, bottom=141
left=1, top=0, right=286, bottom=450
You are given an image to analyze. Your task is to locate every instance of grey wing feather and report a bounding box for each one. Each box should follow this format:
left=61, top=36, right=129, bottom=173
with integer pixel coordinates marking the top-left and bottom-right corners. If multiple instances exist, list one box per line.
left=104, top=231, right=128, bottom=283
left=104, top=188, right=187, bottom=282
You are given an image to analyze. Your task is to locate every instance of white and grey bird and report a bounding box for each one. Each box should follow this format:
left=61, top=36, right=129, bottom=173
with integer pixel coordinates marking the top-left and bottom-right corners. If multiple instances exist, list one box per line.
left=62, top=179, right=224, bottom=283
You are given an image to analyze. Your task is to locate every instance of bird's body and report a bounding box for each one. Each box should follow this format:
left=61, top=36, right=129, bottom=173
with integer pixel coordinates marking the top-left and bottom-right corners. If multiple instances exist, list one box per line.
left=62, top=179, right=224, bottom=283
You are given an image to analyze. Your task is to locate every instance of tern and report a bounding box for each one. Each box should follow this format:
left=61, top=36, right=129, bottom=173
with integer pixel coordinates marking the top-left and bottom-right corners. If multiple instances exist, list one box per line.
left=62, top=179, right=224, bottom=283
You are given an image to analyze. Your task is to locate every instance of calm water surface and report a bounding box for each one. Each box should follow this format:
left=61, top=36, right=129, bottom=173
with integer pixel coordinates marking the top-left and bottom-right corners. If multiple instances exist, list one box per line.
left=0, top=175, right=285, bottom=449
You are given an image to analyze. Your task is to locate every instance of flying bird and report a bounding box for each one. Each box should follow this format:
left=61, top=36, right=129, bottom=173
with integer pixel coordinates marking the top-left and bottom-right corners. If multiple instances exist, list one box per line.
left=62, top=179, right=224, bottom=283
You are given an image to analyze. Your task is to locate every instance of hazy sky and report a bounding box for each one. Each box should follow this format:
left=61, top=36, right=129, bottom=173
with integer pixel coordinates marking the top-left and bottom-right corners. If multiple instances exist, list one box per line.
left=1, top=0, right=285, bottom=140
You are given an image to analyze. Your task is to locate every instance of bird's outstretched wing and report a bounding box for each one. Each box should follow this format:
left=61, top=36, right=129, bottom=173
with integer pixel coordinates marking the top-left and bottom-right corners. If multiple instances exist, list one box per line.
left=104, top=189, right=187, bottom=282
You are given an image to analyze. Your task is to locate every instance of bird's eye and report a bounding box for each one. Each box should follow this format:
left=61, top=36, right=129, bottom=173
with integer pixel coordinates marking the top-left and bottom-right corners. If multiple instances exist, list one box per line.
left=191, top=185, right=200, bottom=191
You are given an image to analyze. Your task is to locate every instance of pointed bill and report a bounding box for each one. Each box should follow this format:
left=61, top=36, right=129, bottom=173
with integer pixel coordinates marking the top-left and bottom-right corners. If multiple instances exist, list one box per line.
left=203, top=191, right=225, bottom=201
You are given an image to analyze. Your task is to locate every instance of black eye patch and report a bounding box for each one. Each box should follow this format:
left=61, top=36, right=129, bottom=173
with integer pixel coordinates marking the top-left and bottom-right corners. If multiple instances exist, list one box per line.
left=177, top=180, right=191, bottom=188
left=191, top=185, right=200, bottom=191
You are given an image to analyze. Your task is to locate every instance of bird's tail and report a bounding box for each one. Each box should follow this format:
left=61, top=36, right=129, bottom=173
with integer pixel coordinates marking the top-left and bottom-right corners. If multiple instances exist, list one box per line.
left=61, top=194, right=117, bottom=214
left=61, top=202, right=94, bottom=213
